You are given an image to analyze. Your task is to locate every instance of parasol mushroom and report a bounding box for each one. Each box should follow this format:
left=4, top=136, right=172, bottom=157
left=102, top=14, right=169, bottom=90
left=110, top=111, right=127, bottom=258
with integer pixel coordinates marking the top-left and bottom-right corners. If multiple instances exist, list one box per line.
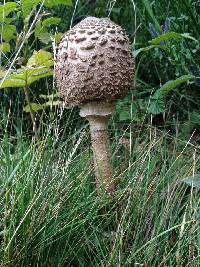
left=55, top=16, right=134, bottom=196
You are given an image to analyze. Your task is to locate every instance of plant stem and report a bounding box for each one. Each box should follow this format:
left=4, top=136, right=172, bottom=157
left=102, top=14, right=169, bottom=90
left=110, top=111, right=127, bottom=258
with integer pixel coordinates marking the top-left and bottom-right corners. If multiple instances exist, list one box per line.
left=23, top=86, right=38, bottom=139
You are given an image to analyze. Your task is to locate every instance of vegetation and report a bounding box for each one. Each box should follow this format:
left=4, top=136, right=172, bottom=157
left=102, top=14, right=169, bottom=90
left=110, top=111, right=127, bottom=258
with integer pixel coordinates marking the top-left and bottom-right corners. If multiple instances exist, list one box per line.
left=0, top=0, right=200, bottom=266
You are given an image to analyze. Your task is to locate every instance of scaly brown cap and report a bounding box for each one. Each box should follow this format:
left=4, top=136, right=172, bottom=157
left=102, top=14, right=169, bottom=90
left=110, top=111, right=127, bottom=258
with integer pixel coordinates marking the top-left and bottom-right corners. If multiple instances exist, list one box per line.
left=55, top=16, right=135, bottom=106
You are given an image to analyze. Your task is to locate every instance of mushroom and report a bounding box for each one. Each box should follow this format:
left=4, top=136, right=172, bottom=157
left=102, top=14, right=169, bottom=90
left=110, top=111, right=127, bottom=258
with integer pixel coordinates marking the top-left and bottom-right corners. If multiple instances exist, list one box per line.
left=55, top=17, right=134, bottom=196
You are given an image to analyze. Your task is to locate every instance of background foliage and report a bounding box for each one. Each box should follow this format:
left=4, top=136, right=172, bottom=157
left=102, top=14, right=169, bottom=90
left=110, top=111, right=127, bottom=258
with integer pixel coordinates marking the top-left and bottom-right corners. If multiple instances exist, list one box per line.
left=0, top=0, right=200, bottom=138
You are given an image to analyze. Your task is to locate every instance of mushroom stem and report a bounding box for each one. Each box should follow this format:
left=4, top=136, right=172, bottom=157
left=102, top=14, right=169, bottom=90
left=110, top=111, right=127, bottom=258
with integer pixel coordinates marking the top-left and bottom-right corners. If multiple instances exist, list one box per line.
left=80, top=102, right=115, bottom=196
left=87, top=116, right=115, bottom=196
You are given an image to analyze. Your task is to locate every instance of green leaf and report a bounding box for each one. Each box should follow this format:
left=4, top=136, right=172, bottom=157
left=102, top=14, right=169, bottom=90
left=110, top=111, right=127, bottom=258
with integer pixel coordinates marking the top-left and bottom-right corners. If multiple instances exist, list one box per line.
left=21, top=0, right=41, bottom=17
left=36, top=31, right=51, bottom=44
left=26, top=68, right=53, bottom=85
left=154, top=75, right=194, bottom=98
left=0, top=70, right=26, bottom=88
left=42, top=17, right=61, bottom=27
left=27, top=50, right=53, bottom=68
left=0, top=50, right=53, bottom=88
left=182, top=175, right=200, bottom=189
left=148, top=97, right=165, bottom=115
left=0, top=2, right=18, bottom=22
left=44, top=100, right=62, bottom=107
left=35, top=18, right=61, bottom=44
left=39, top=92, right=60, bottom=100
left=149, top=32, right=198, bottom=45
left=55, top=32, right=64, bottom=43
left=24, top=103, right=45, bottom=113
left=0, top=42, right=10, bottom=53
left=0, top=67, right=53, bottom=88
left=1, top=24, right=17, bottom=42
left=119, top=110, right=130, bottom=121
left=133, top=45, right=167, bottom=57
left=148, top=75, right=195, bottom=114
left=44, top=0, right=72, bottom=7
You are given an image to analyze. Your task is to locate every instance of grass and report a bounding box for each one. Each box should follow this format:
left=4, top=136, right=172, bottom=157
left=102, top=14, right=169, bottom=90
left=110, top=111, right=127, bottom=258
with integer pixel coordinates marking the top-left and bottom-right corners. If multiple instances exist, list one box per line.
left=1, top=115, right=200, bottom=266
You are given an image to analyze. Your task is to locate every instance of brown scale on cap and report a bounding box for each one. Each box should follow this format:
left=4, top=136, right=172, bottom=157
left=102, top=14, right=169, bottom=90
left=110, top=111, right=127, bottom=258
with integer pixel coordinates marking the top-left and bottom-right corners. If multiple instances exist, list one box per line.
left=55, top=16, right=134, bottom=106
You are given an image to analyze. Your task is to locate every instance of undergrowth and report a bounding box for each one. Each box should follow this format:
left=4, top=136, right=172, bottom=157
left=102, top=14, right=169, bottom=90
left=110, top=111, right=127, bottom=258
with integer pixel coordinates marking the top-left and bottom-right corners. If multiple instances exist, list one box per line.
left=1, top=116, right=200, bottom=266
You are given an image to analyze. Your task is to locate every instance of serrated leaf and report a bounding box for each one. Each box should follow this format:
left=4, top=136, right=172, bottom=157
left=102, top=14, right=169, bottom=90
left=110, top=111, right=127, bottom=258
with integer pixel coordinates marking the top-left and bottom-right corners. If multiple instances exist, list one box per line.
left=27, top=50, right=53, bottom=68
left=182, top=175, right=200, bottom=189
left=44, top=0, right=72, bottom=7
left=149, top=31, right=198, bottom=45
left=1, top=24, right=17, bottom=42
left=0, top=2, right=18, bottom=22
left=0, top=42, right=10, bottom=53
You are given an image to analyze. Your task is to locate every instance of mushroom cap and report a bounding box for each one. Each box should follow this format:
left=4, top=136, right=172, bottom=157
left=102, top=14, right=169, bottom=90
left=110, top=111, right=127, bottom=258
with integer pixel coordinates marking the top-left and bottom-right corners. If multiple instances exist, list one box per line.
left=55, top=16, right=135, bottom=106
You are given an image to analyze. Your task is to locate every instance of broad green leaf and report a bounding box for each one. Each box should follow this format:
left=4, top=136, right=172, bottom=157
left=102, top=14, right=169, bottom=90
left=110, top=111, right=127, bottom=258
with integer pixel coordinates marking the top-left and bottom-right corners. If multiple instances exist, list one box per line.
left=35, top=18, right=61, bottom=44
left=42, top=17, right=61, bottom=27
left=148, top=97, right=165, bottom=115
left=0, top=70, right=26, bottom=88
left=182, top=175, right=200, bottom=189
left=22, top=0, right=72, bottom=17
left=149, top=32, right=198, bottom=45
left=24, top=103, right=44, bottom=113
left=27, top=50, right=53, bottom=68
left=26, top=67, right=53, bottom=85
left=4, top=17, right=14, bottom=24
left=0, top=2, right=18, bottom=22
left=21, top=0, right=41, bottom=17
left=1, top=24, right=17, bottom=42
left=154, top=75, right=194, bottom=98
left=35, top=22, right=50, bottom=44
left=190, top=111, right=200, bottom=126
left=44, top=0, right=72, bottom=7
left=0, top=42, right=10, bottom=53
left=119, top=110, right=130, bottom=121
left=148, top=75, right=195, bottom=114
left=0, top=67, right=53, bottom=88
left=36, top=31, right=51, bottom=44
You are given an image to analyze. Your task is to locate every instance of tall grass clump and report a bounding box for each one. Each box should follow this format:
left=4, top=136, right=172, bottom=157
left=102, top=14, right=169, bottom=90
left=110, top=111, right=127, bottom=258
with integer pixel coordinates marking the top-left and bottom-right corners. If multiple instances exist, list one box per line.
left=1, top=113, right=200, bottom=266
